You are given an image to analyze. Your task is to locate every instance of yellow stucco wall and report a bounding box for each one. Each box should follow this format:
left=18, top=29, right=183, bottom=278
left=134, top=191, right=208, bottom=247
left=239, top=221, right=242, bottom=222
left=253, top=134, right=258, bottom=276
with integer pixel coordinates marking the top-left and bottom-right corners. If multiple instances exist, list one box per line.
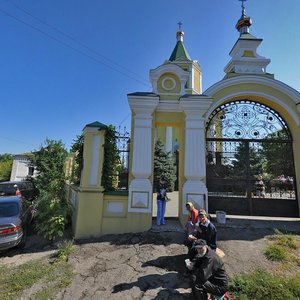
left=193, top=68, right=201, bottom=94
left=72, top=192, right=152, bottom=238
left=157, top=72, right=181, bottom=94
left=73, top=191, right=103, bottom=239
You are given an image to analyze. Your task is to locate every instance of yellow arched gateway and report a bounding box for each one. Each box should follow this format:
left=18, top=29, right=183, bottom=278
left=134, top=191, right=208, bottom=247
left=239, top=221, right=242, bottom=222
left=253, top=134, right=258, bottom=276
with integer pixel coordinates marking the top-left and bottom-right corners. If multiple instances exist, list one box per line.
left=69, top=4, right=300, bottom=239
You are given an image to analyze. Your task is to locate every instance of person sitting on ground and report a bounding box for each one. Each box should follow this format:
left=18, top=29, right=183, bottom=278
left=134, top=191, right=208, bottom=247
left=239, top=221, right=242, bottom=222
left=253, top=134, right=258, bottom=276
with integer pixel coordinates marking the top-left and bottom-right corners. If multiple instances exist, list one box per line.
left=185, top=202, right=199, bottom=234
left=186, top=239, right=229, bottom=300
left=187, top=209, right=217, bottom=260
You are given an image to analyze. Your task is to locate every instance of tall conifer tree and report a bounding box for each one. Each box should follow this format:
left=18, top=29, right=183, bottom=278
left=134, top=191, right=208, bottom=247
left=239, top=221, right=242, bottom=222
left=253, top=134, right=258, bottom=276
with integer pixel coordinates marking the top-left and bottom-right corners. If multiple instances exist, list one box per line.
left=153, top=139, right=176, bottom=192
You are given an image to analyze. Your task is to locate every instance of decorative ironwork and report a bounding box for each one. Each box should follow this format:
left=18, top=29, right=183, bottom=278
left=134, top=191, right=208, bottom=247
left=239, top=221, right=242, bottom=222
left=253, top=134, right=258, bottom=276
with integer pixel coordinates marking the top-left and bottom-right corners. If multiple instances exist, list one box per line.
left=115, top=126, right=130, bottom=190
left=206, top=100, right=297, bottom=216
left=207, top=100, right=291, bottom=140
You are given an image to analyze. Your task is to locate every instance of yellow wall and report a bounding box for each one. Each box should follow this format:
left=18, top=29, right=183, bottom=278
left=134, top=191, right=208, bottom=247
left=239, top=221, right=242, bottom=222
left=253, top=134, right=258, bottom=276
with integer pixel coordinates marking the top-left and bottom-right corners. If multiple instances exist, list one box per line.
left=157, top=72, right=180, bottom=94
left=73, top=191, right=103, bottom=239
left=193, top=68, right=201, bottom=94
left=72, top=191, right=152, bottom=238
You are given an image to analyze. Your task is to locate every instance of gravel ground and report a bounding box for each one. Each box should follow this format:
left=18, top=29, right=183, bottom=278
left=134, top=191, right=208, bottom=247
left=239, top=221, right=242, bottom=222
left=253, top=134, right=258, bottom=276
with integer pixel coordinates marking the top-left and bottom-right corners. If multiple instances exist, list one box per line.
left=1, top=217, right=299, bottom=299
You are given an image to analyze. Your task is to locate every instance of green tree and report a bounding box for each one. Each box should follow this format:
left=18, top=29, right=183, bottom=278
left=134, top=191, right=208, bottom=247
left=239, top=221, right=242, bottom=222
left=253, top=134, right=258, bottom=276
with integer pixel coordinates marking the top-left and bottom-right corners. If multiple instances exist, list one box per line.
left=231, top=142, right=264, bottom=178
left=262, top=130, right=294, bottom=178
left=0, top=153, right=13, bottom=181
left=31, top=139, right=69, bottom=240
left=153, top=139, right=176, bottom=192
left=70, top=134, right=84, bottom=185
left=101, top=125, right=120, bottom=191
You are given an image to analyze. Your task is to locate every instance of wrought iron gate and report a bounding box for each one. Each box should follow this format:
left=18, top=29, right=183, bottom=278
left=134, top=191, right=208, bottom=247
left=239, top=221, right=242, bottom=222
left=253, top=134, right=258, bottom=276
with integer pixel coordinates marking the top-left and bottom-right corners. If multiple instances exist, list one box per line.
left=206, top=100, right=298, bottom=217
left=115, top=126, right=130, bottom=190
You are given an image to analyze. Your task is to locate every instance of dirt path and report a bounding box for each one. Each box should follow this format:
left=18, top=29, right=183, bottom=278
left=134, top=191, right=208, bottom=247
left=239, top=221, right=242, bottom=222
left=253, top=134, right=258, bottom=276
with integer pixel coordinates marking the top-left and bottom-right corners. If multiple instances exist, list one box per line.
left=1, top=218, right=299, bottom=299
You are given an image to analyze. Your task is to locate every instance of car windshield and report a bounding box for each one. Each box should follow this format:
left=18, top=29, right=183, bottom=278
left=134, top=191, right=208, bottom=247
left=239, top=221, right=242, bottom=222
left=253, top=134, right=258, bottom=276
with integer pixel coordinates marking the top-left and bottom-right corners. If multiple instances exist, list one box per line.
left=0, top=202, right=19, bottom=217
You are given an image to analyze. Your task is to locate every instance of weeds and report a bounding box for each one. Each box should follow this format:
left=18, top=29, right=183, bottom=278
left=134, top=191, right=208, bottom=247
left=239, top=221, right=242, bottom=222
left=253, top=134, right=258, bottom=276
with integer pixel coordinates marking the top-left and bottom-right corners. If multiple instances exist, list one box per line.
left=264, top=232, right=299, bottom=263
left=0, top=259, right=73, bottom=300
left=56, top=239, right=74, bottom=262
left=229, top=270, right=300, bottom=300
left=264, top=244, right=288, bottom=261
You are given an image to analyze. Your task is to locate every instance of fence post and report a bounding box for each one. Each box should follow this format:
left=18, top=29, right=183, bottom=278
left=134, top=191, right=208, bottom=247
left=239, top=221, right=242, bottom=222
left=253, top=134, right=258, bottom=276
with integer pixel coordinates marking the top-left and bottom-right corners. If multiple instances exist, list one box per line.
left=73, top=121, right=107, bottom=239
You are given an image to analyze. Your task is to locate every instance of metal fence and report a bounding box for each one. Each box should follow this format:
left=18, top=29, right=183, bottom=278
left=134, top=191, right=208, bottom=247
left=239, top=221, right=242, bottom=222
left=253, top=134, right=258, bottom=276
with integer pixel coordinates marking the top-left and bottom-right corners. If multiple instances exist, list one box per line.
left=115, top=126, right=130, bottom=190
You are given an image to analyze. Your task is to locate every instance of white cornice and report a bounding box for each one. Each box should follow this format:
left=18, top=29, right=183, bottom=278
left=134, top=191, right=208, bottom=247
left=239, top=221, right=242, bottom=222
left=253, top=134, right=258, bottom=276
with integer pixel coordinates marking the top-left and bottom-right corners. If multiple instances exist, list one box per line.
left=128, top=95, right=159, bottom=114
left=156, top=100, right=181, bottom=112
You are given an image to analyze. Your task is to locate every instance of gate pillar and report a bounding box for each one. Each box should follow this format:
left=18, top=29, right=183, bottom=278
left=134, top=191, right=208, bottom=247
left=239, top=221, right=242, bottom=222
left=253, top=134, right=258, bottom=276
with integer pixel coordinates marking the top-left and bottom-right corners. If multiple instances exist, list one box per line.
left=128, top=94, right=159, bottom=213
left=180, top=97, right=212, bottom=213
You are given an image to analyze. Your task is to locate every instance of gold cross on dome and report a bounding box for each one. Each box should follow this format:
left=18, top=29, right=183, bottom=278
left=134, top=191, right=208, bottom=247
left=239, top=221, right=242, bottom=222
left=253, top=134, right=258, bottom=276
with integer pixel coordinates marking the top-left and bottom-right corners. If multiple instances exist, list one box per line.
left=239, top=0, right=247, bottom=10
left=177, top=21, right=183, bottom=31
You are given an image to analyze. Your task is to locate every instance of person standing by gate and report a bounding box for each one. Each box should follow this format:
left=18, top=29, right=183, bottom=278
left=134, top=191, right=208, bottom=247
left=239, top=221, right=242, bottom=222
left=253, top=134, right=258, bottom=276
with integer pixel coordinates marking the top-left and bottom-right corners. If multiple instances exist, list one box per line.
left=156, top=177, right=169, bottom=226
left=255, top=175, right=266, bottom=198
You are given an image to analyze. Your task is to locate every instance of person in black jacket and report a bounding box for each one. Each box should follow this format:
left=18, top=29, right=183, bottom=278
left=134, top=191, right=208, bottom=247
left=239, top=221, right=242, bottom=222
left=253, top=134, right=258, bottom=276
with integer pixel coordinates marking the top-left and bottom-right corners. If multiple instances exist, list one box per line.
left=186, top=239, right=229, bottom=300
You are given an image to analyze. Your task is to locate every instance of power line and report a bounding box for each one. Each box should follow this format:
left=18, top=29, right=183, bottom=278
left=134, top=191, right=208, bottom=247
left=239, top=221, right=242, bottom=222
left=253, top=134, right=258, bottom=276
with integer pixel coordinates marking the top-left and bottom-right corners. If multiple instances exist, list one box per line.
left=0, top=6, right=151, bottom=88
left=10, top=1, right=150, bottom=84
left=0, top=135, right=37, bottom=147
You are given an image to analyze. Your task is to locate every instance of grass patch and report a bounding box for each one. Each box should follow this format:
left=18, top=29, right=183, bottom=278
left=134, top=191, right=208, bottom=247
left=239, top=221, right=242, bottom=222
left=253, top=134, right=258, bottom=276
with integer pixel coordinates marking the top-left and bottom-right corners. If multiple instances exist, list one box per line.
left=264, top=244, right=288, bottom=261
left=0, top=259, right=73, bottom=300
left=229, top=269, right=300, bottom=300
left=55, top=239, right=74, bottom=262
left=264, top=232, right=299, bottom=263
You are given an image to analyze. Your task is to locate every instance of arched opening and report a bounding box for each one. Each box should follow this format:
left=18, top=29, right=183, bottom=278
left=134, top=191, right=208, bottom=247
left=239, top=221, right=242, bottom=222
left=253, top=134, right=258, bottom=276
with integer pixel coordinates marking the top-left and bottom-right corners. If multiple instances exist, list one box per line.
left=152, top=125, right=180, bottom=221
left=206, top=100, right=298, bottom=217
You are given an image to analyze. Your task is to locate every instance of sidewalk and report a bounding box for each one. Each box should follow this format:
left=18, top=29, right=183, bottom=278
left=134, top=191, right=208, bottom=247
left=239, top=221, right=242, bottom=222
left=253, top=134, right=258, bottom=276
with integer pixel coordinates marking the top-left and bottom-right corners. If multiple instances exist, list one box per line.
left=151, top=214, right=300, bottom=234
left=210, top=214, right=300, bottom=233
left=152, top=191, right=300, bottom=233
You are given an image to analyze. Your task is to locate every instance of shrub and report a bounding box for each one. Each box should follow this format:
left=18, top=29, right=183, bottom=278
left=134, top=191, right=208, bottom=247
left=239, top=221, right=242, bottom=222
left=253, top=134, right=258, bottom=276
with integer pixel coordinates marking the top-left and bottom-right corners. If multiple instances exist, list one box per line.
left=31, top=139, right=70, bottom=240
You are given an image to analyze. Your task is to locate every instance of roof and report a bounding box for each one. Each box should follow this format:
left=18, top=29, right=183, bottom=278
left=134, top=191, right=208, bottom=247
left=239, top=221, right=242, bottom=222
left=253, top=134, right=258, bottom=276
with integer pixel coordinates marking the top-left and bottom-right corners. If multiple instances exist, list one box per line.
left=239, top=33, right=262, bottom=41
left=85, top=121, right=107, bottom=129
left=169, top=40, right=192, bottom=62
left=128, top=92, right=158, bottom=97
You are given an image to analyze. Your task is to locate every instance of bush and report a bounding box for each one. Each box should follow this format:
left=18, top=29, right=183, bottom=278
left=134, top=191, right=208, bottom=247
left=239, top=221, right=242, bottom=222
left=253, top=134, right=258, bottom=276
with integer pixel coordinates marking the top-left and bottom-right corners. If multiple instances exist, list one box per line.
left=31, top=139, right=70, bottom=240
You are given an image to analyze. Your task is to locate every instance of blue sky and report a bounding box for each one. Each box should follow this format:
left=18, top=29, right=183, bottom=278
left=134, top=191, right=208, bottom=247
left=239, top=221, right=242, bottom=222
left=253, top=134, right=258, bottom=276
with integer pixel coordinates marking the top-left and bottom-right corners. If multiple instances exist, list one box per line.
left=0, top=0, right=299, bottom=155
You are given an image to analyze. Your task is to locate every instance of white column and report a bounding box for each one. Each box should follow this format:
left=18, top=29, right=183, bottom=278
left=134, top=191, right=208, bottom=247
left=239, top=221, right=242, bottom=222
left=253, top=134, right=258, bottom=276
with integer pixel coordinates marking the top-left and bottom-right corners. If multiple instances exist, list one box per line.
left=88, top=135, right=101, bottom=186
left=180, top=97, right=213, bottom=214
left=128, top=95, right=159, bottom=213
left=165, top=126, right=173, bottom=153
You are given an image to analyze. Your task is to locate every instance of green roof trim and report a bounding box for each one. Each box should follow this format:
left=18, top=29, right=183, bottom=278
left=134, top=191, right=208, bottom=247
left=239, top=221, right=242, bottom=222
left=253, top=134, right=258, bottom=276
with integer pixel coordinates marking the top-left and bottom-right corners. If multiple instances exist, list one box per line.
left=128, top=92, right=158, bottom=97
left=169, top=41, right=192, bottom=61
left=85, top=121, right=107, bottom=129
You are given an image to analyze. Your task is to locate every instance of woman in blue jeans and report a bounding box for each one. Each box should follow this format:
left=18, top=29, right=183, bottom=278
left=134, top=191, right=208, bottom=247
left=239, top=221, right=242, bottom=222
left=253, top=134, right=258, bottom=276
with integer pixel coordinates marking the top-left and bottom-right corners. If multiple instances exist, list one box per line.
left=156, top=177, right=168, bottom=225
